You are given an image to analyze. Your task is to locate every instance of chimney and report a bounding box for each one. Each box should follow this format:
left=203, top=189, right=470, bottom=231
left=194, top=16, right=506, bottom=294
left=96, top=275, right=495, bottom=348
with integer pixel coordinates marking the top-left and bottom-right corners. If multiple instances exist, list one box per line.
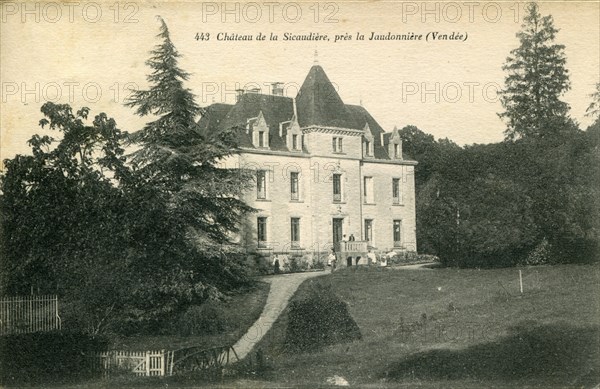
left=235, top=89, right=244, bottom=102
left=271, top=82, right=284, bottom=96
left=292, top=97, right=298, bottom=118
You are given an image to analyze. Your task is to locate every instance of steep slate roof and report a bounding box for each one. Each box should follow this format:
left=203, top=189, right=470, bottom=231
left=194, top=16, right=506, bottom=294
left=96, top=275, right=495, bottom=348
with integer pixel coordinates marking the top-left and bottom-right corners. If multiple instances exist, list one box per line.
left=346, top=104, right=390, bottom=160
left=295, top=65, right=357, bottom=129
left=200, top=93, right=294, bottom=151
left=198, top=103, right=233, bottom=133
left=197, top=65, right=409, bottom=159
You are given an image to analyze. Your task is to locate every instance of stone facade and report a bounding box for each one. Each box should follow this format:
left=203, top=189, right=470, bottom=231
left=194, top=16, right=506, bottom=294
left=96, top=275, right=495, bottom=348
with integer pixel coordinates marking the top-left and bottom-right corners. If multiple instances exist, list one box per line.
left=200, top=64, right=417, bottom=263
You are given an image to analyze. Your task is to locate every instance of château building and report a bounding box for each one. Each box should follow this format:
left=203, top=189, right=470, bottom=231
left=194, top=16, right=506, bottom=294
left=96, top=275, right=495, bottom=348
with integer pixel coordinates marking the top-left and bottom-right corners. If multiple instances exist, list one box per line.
left=199, top=63, right=417, bottom=266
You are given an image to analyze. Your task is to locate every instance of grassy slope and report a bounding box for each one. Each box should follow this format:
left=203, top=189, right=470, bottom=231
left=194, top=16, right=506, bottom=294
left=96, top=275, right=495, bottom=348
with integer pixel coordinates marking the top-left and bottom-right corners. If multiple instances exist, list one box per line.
left=252, top=264, right=600, bottom=388
left=109, top=281, right=270, bottom=351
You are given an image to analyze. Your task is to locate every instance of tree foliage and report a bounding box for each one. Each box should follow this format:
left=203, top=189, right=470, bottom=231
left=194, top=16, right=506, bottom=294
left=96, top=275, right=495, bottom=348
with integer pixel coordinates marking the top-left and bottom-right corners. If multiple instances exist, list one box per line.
left=403, top=122, right=599, bottom=267
left=0, top=103, right=133, bottom=333
left=0, top=18, right=255, bottom=334
left=117, top=17, right=255, bottom=331
left=499, top=3, right=571, bottom=140
left=585, top=82, right=600, bottom=119
left=400, top=4, right=594, bottom=266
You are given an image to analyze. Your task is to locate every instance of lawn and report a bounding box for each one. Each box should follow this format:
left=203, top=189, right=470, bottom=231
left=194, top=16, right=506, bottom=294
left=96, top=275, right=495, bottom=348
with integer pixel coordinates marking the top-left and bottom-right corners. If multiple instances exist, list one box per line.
left=108, top=281, right=270, bottom=351
left=246, top=264, right=600, bottom=388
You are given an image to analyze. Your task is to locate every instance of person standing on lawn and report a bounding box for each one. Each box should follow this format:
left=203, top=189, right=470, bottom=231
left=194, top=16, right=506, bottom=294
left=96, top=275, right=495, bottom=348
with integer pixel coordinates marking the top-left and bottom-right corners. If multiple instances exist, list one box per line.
left=328, top=248, right=337, bottom=272
left=367, top=249, right=377, bottom=266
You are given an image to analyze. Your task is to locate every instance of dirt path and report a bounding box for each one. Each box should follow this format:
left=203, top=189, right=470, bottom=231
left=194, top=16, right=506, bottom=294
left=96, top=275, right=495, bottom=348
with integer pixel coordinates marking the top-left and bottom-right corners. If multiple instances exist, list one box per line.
left=232, top=271, right=327, bottom=360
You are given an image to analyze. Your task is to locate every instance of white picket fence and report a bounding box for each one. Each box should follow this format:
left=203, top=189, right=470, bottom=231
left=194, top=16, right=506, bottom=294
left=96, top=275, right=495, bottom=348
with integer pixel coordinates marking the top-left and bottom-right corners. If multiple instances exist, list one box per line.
left=91, top=350, right=174, bottom=377
left=0, top=295, right=61, bottom=335
left=89, top=345, right=239, bottom=377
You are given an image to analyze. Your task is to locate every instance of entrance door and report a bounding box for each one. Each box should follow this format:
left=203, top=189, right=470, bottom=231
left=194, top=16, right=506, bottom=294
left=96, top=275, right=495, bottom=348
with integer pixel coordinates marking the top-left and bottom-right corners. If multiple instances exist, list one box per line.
left=332, top=218, right=343, bottom=244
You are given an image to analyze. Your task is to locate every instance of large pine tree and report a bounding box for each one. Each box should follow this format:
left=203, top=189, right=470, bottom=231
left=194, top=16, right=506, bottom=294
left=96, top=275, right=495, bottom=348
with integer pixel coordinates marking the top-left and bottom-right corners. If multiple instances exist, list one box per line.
left=126, top=17, right=253, bottom=244
left=499, top=3, right=571, bottom=140
left=124, top=18, right=254, bottom=324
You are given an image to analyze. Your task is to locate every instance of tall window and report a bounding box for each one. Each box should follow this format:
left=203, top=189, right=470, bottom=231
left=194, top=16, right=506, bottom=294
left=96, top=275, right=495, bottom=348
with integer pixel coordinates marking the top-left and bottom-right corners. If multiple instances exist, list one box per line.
left=257, top=217, right=267, bottom=247
left=365, top=140, right=371, bottom=156
left=393, top=220, right=402, bottom=247
left=333, top=137, right=343, bottom=153
left=392, top=178, right=400, bottom=204
left=256, top=170, right=266, bottom=199
left=333, top=173, right=342, bottom=202
left=364, top=176, right=374, bottom=203
left=292, top=134, right=299, bottom=150
left=259, top=131, right=265, bottom=147
left=394, top=143, right=400, bottom=158
left=364, top=219, right=373, bottom=243
left=290, top=172, right=299, bottom=200
left=291, top=218, right=300, bottom=247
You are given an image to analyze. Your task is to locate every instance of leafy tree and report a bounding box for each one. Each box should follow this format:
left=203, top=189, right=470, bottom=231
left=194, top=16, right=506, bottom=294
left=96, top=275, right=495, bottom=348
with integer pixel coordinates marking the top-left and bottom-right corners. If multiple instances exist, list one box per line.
left=585, top=82, right=600, bottom=119
left=0, top=18, right=256, bottom=335
left=399, top=125, right=462, bottom=255
left=499, top=2, right=571, bottom=140
left=0, top=103, right=132, bottom=333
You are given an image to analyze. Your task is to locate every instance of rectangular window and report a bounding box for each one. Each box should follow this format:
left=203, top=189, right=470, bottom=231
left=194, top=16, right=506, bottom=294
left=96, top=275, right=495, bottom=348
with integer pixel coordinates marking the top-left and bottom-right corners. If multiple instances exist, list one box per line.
left=364, top=219, right=373, bottom=243
left=333, top=173, right=342, bottom=202
left=290, top=171, right=299, bottom=200
left=291, top=217, right=300, bottom=247
left=365, top=140, right=371, bottom=156
left=256, top=170, right=266, bottom=199
left=392, top=178, right=400, bottom=204
left=333, top=137, right=343, bottom=153
left=393, top=220, right=402, bottom=247
left=259, top=131, right=265, bottom=147
left=394, top=143, right=400, bottom=158
left=292, top=134, right=298, bottom=150
left=364, top=176, right=374, bottom=203
left=257, top=217, right=267, bottom=246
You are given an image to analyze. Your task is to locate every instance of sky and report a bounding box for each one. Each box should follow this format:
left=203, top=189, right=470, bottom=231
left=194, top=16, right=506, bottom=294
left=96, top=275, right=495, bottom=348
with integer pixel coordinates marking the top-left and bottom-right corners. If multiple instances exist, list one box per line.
left=1, top=1, right=599, bottom=162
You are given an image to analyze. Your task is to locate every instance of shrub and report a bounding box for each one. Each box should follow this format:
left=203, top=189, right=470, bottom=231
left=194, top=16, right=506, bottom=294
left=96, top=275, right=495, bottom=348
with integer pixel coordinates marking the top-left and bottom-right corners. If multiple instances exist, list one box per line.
left=289, top=256, right=309, bottom=273
left=312, top=259, right=326, bottom=270
left=388, top=251, right=440, bottom=265
left=0, top=331, right=109, bottom=385
left=524, top=238, right=551, bottom=266
left=244, top=254, right=273, bottom=276
left=284, top=284, right=361, bottom=353
left=176, top=302, right=226, bottom=336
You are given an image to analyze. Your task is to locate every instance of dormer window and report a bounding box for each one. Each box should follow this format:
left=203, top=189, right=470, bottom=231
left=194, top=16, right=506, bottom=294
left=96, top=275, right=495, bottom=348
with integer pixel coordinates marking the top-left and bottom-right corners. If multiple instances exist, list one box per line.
left=282, top=117, right=301, bottom=152
left=251, top=111, right=269, bottom=149
left=387, top=126, right=403, bottom=160
left=364, top=139, right=374, bottom=157
left=333, top=137, right=343, bottom=153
